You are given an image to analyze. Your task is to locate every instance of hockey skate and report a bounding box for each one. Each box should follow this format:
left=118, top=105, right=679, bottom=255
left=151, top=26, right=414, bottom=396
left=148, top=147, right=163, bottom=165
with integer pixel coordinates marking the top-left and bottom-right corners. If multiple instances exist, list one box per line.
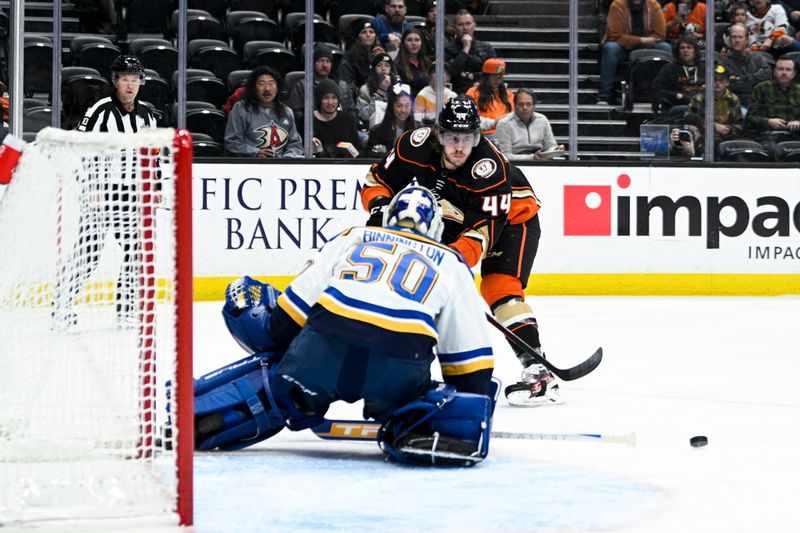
left=505, top=354, right=563, bottom=407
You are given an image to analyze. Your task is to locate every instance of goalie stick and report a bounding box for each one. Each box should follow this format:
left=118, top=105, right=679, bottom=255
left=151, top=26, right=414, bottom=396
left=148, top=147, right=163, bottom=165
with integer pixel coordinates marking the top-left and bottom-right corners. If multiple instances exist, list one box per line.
left=311, top=420, right=636, bottom=447
left=485, top=313, right=603, bottom=381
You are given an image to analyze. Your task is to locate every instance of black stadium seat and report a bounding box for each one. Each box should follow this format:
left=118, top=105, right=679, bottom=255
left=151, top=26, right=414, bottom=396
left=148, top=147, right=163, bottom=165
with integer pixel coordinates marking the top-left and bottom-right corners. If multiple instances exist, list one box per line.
left=72, top=42, right=122, bottom=78
left=228, top=69, right=252, bottom=92
left=628, top=49, right=673, bottom=103
left=138, top=73, right=172, bottom=120
left=186, top=75, right=228, bottom=107
left=131, top=40, right=179, bottom=81
left=189, top=0, right=228, bottom=20
left=718, top=139, right=771, bottom=162
left=243, top=41, right=297, bottom=73
left=23, top=106, right=53, bottom=133
left=775, top=141, right=800, bottom=163
left=188, top=39, right=241, bottom=80
left=24, top=36, right=53, bottom=96
left=61, top=73, right=113, bottom=129
left=185, top=107, right=226, bottom=143
left=228, top=11, right=283, bottom=50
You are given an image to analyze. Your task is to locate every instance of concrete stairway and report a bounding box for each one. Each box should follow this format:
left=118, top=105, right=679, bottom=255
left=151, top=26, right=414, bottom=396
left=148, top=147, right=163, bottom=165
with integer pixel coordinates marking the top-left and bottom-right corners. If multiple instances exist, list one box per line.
left=474, top=0, right=654, bottom=160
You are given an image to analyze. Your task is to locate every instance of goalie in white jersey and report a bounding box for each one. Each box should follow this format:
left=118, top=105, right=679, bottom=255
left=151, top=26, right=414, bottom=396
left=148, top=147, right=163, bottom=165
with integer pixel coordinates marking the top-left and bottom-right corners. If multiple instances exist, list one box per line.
left=194, top=181, right=497, bottom=466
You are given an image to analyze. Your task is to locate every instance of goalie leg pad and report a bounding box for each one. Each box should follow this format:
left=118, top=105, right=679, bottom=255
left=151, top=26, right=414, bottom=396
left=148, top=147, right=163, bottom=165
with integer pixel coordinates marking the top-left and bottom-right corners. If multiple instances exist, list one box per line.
left=222, top=276, right=282, bottom=354
left=378, top=383, right=492, bottom=467
left=194, top=354, right=286, bottom=451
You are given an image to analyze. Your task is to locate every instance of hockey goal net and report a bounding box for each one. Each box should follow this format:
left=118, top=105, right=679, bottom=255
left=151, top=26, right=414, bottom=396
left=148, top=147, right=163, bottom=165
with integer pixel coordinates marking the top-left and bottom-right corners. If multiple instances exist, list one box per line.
left=0, top=128, right=193, bottom=527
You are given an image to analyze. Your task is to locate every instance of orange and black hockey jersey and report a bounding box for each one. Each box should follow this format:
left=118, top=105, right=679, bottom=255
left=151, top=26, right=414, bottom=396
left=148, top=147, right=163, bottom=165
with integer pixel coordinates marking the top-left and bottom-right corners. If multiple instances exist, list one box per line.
left=362, top=126, right=539, bottom=267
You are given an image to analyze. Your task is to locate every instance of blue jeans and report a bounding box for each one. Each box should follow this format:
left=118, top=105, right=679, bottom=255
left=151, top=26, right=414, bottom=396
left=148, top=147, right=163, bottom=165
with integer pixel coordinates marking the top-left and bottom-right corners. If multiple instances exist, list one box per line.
left=599, top=41, right=673, bottom=99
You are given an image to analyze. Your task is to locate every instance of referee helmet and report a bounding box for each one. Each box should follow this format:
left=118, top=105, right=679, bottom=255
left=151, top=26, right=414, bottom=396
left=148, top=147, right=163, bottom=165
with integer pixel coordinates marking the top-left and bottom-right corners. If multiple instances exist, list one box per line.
left=110, top=55, right=146, bottom=84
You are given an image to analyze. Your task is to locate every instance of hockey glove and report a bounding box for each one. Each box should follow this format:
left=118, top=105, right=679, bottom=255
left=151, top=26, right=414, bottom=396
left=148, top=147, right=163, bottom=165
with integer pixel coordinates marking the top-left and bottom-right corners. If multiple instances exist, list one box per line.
left=224, top=276, right=280, bottom=318
left=366, top=196, right=391, bottom=227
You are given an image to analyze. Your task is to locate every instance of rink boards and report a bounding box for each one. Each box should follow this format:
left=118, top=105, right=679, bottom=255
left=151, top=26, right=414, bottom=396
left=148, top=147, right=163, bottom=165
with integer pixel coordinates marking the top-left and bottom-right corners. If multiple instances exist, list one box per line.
left=191, top=163, right=800, bottom=298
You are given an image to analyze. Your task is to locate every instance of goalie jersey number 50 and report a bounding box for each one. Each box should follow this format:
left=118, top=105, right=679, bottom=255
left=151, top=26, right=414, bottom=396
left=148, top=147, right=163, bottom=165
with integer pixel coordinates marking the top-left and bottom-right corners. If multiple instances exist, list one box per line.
left=340, top=242, right=438, bottom=305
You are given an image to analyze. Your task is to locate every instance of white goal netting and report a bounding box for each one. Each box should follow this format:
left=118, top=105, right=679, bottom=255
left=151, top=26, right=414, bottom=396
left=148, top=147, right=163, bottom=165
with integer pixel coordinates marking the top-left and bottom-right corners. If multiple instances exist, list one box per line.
left=0, top=128, right=192, bottom=527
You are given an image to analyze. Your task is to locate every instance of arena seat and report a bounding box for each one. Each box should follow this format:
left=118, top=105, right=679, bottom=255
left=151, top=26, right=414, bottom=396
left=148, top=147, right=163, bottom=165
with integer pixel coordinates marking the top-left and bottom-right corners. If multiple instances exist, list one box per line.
left=188, top=39, right=241, bottom=81
left=718, top=139, right=771, bottom=162
left=628, top=49, right=674, bottom=103
left=24, top=35, right=53, bottom=96
left=243, top=41, right=297, bottom=73
left=775, top=141, right=800, bottom=163
left=228, top=70, right=252, bottom=91
left=228, top=11, right=283, bottom=51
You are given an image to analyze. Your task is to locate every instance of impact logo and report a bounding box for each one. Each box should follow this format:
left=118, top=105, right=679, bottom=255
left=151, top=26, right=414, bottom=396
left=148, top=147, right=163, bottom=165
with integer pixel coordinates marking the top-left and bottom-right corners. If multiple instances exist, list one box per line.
left=563, top=174, right=800, bottom=249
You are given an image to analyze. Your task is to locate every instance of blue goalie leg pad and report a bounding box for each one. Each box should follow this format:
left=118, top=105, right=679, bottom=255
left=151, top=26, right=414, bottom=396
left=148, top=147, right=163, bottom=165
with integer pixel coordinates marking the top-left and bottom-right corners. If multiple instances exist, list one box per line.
left=377, top=383, right=492, bottom=467
left=194, top=354, right=286, bottom=451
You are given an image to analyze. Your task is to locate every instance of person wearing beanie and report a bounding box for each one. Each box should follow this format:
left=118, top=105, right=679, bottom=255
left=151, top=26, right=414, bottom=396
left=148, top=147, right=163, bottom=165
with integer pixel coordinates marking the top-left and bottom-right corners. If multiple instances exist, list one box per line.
left=465, top=58, right=515, bottom=136
left=313, top=78, right=364, bottom=158
left=341, top=19, right=387, bottom=103
left=357, top=52, right=397, bottom=128
left=289, top=44, right=355, bottom=134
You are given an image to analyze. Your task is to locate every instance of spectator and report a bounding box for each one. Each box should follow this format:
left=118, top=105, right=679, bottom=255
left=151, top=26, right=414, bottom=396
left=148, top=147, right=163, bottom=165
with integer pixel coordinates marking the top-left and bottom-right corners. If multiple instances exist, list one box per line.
left=720, top=22, right=773, bottom=111
left=372, top=0, right=413, bottom=52
left=367, top=82, right=419, bottom=155
left=746, top=0, right=800, bottom=55
left=598, top=0, right=672, bottom=105
left=652, top=34, right=704, bottom=120
left=418, top=0, right=454, bottom=52
left=224, top=66, right=302, bottom=158
left=465, top=58, right=515, bottom=137
left=357, top=52, right=397, bottom=128
left=745, top=56, right=800, bottom=156
left=445, top=9, right=497, bottom=94
left=687, top=64, right=745, bottom=153
left=721, top=3, right=755, bottom=52
left=289, top=45, right=355, bottom=133
left=394, top=27, right=432, bottom=97
left=662, top=0, right=706, bottom=44
left=668, top=112, right=704, bottom=158
left=494, top=88, right=564, bottom=161
left=340, top=20, right=387, bottom=103
left=414, top=61, right=456, bottom=125
left=313, top=79, right=364, bottom=158
left=782, top=0, right=800, bottom=39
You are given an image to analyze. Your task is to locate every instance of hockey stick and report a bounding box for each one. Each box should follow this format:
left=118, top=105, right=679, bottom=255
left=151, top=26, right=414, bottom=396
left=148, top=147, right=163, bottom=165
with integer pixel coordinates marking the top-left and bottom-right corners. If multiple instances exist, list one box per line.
left=311, top=420, right=636, bottom=447
left=484, top=313, right=603, bottom=381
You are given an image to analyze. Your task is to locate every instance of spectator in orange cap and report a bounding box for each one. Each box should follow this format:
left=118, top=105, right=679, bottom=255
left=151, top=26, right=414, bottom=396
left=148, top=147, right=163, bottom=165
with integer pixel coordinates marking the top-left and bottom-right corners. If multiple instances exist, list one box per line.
left=465, top=58, right=515, bottom=137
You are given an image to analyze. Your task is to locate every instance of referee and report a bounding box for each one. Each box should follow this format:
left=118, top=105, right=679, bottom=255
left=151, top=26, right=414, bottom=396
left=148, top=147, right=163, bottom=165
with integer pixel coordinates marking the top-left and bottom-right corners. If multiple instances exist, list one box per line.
left=54, top=55, right=157, bottom=329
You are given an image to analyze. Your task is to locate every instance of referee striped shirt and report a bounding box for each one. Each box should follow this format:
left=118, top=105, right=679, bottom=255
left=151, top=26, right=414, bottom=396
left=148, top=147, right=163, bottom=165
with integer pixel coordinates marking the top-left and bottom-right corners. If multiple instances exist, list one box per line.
left=77, top=95, right=155, bottom=133
left=77, top=95, right=156, bottom=185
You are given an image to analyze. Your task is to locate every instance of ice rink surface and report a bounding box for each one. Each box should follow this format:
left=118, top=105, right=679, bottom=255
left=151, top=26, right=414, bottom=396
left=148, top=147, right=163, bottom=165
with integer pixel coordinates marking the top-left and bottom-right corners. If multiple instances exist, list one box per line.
left=193, top=295, right=800, bottom=533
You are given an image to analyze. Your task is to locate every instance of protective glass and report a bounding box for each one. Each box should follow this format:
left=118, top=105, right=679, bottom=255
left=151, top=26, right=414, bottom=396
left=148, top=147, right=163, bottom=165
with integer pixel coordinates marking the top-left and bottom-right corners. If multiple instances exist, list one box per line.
left=438, top=131, right=480, bottom=148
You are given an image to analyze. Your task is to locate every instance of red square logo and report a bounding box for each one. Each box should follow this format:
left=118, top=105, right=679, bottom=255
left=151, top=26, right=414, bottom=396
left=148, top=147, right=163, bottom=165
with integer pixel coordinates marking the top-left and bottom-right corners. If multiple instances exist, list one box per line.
left=563, top=185, right=612, bottom=236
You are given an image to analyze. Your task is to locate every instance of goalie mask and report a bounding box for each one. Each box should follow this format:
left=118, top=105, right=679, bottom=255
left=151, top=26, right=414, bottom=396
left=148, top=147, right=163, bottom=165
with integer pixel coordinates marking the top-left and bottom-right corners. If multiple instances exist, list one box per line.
left=382, top=180, right=444, bottom=241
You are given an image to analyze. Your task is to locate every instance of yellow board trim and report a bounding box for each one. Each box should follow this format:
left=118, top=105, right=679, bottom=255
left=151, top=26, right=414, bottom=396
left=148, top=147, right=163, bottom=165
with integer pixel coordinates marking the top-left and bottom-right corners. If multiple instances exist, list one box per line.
left=193, top=274, right=800, bottom=301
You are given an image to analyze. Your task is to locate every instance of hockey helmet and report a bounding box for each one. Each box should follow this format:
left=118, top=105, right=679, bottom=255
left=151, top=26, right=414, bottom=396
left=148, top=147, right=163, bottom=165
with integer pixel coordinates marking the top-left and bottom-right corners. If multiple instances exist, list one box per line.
left=382, top=179, right=444, bottom=241
left=437, top=96, right=481, bottom=147
left=110, top=55, right=146, bottom=84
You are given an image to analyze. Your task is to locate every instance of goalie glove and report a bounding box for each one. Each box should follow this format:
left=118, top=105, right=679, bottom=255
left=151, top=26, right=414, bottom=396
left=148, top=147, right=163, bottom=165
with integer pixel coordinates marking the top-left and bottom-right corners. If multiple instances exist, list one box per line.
left=224, top=276, right=280, bottom=318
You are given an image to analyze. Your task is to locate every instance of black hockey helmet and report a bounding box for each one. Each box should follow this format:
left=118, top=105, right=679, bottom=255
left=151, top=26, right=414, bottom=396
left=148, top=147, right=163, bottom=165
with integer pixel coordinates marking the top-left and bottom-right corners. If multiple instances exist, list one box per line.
left=437, top=96, right=481, bottom=147
left=438, top=96, right=480, bottom=134
left=110, top=55, right=145, bottom=82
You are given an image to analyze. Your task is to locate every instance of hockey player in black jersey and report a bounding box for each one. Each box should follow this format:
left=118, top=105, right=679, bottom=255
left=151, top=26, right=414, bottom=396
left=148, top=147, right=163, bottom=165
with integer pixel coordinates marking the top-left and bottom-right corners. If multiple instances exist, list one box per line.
left=361, top=96, right=560, bottom=407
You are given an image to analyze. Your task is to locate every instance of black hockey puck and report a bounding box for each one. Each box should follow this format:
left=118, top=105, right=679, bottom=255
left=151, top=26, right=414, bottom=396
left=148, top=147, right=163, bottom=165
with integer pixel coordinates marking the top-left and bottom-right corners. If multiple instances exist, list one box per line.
left=689, top=435, right=708, bottom=448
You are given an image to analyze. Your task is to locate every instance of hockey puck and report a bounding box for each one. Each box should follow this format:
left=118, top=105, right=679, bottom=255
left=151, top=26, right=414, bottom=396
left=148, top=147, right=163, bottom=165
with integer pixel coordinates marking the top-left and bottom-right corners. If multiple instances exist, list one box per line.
left=689, top=435, right=708, bottom=448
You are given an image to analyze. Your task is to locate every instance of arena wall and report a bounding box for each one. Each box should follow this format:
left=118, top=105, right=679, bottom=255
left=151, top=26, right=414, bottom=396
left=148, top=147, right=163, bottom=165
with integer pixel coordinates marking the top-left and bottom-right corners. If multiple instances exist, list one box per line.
left=192, top=163, right=800, bottom=299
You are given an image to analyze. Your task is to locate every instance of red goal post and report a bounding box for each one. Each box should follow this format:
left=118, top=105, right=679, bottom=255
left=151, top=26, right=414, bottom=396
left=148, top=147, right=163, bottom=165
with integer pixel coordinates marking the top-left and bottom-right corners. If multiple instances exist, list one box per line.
left=0, top=127, right=193, bottom=527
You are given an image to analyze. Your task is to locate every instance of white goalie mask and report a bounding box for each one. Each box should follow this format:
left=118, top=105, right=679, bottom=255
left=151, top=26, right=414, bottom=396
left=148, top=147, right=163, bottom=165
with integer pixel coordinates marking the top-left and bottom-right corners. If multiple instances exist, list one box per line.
left=382, top=180, right=444, bottom=241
